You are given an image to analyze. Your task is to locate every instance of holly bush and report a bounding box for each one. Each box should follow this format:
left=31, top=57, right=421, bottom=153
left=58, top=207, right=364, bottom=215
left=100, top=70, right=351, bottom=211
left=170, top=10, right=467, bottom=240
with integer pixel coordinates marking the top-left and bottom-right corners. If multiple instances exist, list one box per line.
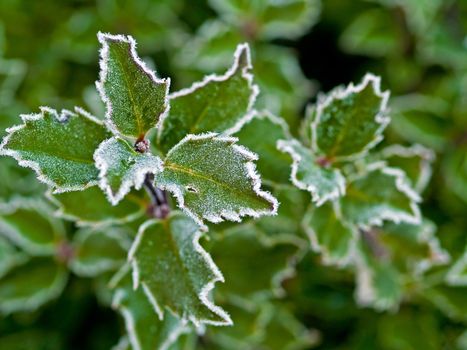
left=0, top=1, right=466, bottom=349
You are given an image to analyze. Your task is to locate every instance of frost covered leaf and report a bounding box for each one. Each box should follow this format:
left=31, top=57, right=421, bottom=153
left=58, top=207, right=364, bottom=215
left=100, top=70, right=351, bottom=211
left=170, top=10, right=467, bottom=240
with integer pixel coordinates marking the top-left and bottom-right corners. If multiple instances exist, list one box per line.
left=208, top=0, right=320, bottom=40
left=158, top=43, right=257, bottom=153
left=210, top=224, right=301, bottom=300
left=354, top=234, right=402, bottom=311
left=340, top=164, right=421, bottom=227
left=97, top=32, right=170, bottom=138
left=0, top=236, right=27, bottom=279
left=0, top=199, right=65, bottom=256
left=311, top=73, right=390, bottom=159
left=70, top=228, right=129, bottom=277
left=94, top=137, right=163, bottom=205
left=277, top=139, right=346, bottom=205
left=155, top=134, right=277, bottom=225
left=128, top=212, right=231, bottom=326
left=379, top=144, right=435, bottom=193
left=302, top=202, right=356, bottom=267
left=446, top=246, right=467, bottom=286
left=377, top=220, right=449, bottom=276
left=208, top=302, right=318, bottom=350
left=0, top=257, right=67, bottom=314
left=48, top=186, right=146, bottom=227
left=111, top=269, right=190, bottom=350
left=234, top=111, right=292, bottom=184
left=0, top=107, right=110, bottom=191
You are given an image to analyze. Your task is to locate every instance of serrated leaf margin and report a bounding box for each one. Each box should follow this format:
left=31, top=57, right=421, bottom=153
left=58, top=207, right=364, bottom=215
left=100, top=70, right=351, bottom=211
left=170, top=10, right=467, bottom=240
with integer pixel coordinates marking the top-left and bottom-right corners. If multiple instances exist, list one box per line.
left=160, top=132, right=278, bottom=226
left=277, top=138, right=346, bottom=205
left=0, top=106, right=103, bottom=193
left=96, top=32, right=171, bottom=137
left=310, top=73, right=390, bottom=161
left=128, top=218, right=233, bottom=327
left=160, top=42, right=259, bottom=139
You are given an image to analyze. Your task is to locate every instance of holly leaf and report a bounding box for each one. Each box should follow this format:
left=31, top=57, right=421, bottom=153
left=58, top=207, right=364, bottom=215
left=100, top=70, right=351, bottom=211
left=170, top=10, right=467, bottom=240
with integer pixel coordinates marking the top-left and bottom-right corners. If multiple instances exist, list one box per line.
left=354, top=235, right=403, bottom=311
left=446, top=245, right=467, bottom=286
left=210, top=224, right=302, bottom=300
left=96, top=32, right=170, bottom=139
left=340, top=164, right=421, bottom=227
left=94, top=137, right=163, bottom=205
left=47, top=186, right=146, bottom=227
left=277, top=139, right=346, bottom=205
left=70, top=228, right=129, bottom=277
left=0, top=236, right=27, bottom=279
left=311, top=73, right=390, bottom=159
left=379, top=144, right=435, bottom=193
left=302, top=202, right=356, bottom=267
left=234, top=111, right=292, bottom=184
left=0, top=198, right=65, bottom=256
left=128, top=211, right=231, bottom=326
left=111, top=268, right=190, bottom=350
left=158, top=43, right=257, bottom=153
left=208, top=0, right=320, bottom=40
left=0, top=107, right=110, bottom=191
left=0, top=257, right=68, bottom=314
left=377, top=219, right=449, bottom=277
left=155, top=133, right=277, bottom=225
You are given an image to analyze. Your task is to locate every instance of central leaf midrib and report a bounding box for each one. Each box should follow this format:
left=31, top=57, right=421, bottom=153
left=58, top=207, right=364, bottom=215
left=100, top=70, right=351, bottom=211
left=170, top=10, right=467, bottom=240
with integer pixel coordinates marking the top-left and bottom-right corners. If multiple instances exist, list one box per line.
left=114, top=49, right=144, bottom=136
left=164, top=162, right=265, bottom=206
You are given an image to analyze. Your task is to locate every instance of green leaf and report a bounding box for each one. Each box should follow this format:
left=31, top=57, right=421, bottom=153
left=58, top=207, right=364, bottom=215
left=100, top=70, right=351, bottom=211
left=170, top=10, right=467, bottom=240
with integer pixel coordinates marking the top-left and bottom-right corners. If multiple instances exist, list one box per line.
left=128, top=212, right=231, bottom=326
left=302, top=202, right=356, bottom=267
left=0, top=257, right=67, bottom=314
left=155, top=133, right=277, bottom=225
left=354, top=234, right=403, bottom=311
left=111, top=268, right=190, bottom=350
left=377, top=220, right=449, bottom=276
left=210, top=224, right=302, bottom=299
left=443, top=144, right=467, bottom=204
left=0, top=198, right=65, bottom=256
left=94, top=137, right=163, bottom=205
left=257, top=0, right=321, bottom=40
left=446, top=245, right=467, bottom=286
left=277, top=139, right=346, bottom=205
left=311, top=73, right=390, bottom=159
left=0, top=236, right=27, bottom=278
left=158, top=43, right=257, bottom=153
left=379, top=144, right=435, bottom=193
left=234, top=111, right=292, bottom=184
left=97, top=32, right=170, bottom=139
left=340, top=164, right=421, bottom=227
left=47, top=186, right=146, bottom=227
left=70, top=227, right=129, bottom=277
left=208, top=0, right=320, bottom=40
left=423, top=285, right=467, bottom=322
left=0, top=107, right=110, bottom=191
left=257, top=185, right=309, bottom=237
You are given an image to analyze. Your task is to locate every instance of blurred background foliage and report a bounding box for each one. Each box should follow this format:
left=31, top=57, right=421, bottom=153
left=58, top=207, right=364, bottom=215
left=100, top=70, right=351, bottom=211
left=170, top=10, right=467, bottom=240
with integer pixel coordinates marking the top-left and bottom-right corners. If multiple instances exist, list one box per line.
left=0, top=0, right=467, bottom=349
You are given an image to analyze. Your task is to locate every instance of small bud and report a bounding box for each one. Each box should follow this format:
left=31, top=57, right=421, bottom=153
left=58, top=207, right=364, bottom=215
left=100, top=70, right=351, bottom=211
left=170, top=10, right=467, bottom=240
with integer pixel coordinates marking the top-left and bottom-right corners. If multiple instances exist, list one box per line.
left=135, top=139, right=150, bottom=153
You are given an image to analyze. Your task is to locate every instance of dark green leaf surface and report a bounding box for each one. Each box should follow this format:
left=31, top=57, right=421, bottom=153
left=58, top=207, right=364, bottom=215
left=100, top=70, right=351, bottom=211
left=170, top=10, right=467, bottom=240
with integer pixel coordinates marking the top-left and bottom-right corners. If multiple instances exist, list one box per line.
left=0, top=257, right=67, bottom=314
left=312, top=74, right=389, bottom=159
left=0, top=107, right=110, bottom=191
left=155, top=133, right=277, bottom=225
left=158, top=43, right=257, bottom=153
left=128, top=212, right=231, bottom=326
left=97, top=32, right=169, bottom=138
